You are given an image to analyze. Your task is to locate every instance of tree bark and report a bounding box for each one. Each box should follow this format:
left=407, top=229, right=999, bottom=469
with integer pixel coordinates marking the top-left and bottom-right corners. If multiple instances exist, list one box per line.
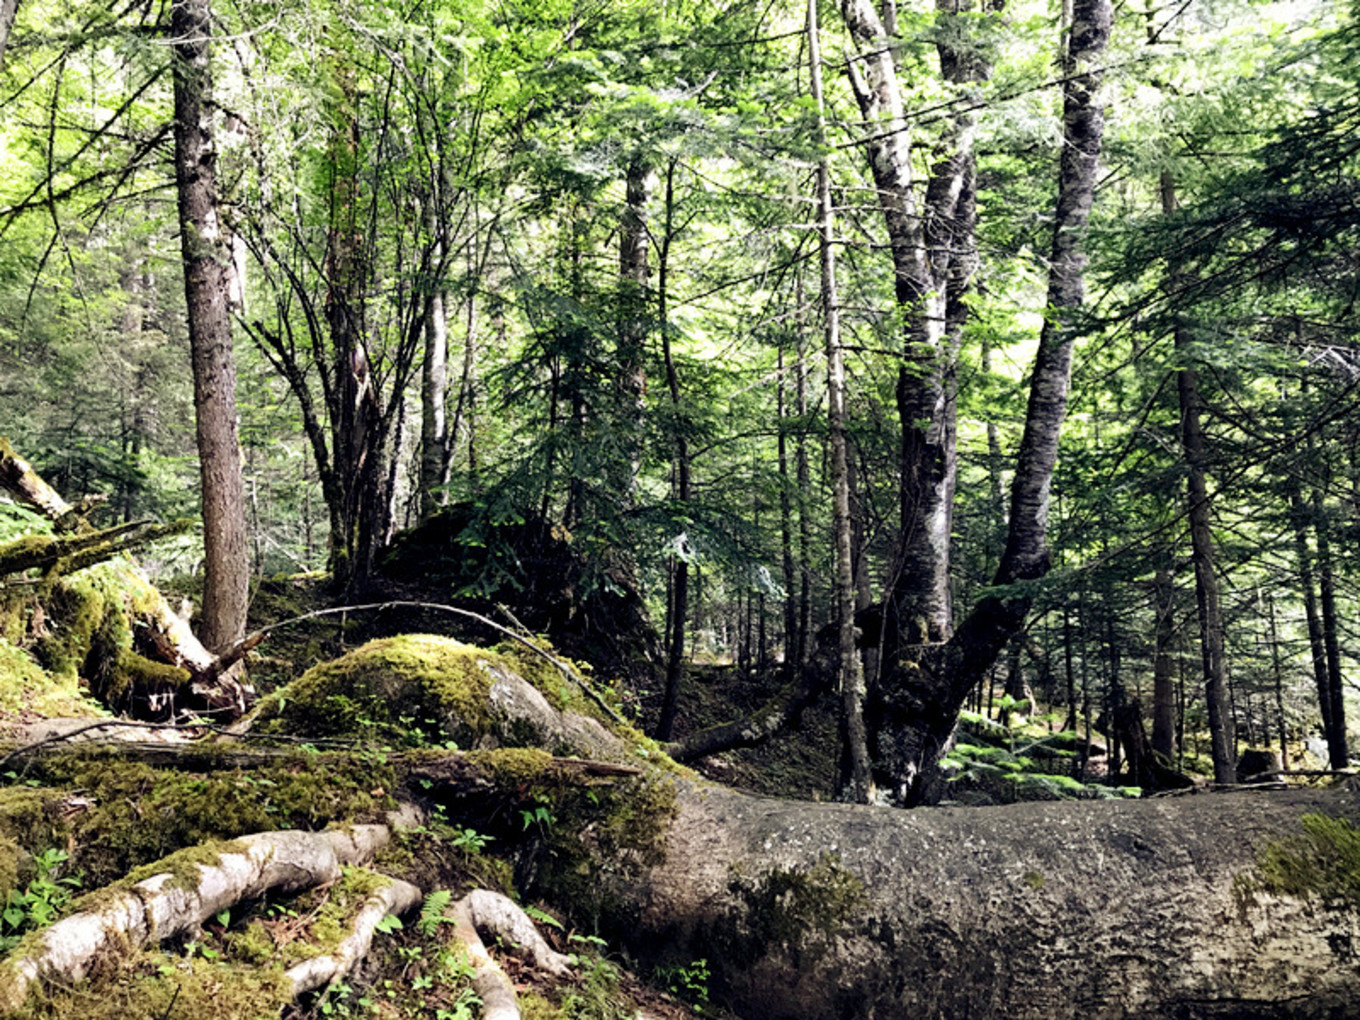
left=871, top=0, right=1112, bottom=805
left=170, top=0, right=250, bottom=655
left=657, top=160, right=690, bottom=742
left=1163, top=175, right=1235, bottom=786
left=1312, top=480, right=1350, bottom=768
left=0, top=0, right=17, bottom=72
left=419, top=191, right=450, bottom=521
left=1151, top=562, right=1178, bottom=759
left=812, top=0, right=871, bottom=802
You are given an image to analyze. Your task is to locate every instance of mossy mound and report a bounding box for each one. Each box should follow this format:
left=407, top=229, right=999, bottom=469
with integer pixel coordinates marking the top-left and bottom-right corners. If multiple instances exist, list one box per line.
left=1, top=751, right=395, bottom=890
left=254, top=634, right=503, bottom=747
left=253, top=634, right=645, bottom=762
left=0, top=637, right=104, bottom=722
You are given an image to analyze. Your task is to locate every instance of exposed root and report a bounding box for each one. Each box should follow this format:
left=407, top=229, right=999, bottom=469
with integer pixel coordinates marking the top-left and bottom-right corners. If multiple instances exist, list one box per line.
left=447, top=890, right=574, bottom=1020
left=0, top=826, right=391, bottom=1013
left=285, top=876, right=423, bottom=995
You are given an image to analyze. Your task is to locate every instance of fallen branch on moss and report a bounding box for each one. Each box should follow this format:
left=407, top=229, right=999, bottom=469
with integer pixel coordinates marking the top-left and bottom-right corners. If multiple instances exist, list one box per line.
left=0, top=826, right=393, bottom=1013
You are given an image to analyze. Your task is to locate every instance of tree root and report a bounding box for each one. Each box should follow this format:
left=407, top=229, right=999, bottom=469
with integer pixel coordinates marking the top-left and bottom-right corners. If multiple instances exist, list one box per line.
left=0, top=825, right=393, bottom=1013
left=285, top=876, right=422, bottom=995
left=446, top=890, right=574, bottom=1020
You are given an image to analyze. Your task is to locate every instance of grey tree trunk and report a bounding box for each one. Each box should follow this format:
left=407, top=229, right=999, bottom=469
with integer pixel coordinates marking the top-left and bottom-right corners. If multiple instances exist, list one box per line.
left=0, top=0, right=17, bottom=71
left=812, top=0, right=871, bottom=802
left=605, top=778, right=1360, bottom=1020
left=840, top=0, right=954, bottom=648
left=874, top=0, right=1112, bottom=805
left=171, top=0, right=250, bottom=655
left=419, top=194, right=450, bottom=521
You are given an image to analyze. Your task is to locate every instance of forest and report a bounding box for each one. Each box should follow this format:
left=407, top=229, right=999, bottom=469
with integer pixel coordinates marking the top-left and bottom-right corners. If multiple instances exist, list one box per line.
left=1, top=0, right=1360, bottom=1016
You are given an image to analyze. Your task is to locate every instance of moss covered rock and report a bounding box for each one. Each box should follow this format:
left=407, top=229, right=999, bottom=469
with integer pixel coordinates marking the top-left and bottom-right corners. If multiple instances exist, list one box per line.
left=255, top=635, right=630, bottom=760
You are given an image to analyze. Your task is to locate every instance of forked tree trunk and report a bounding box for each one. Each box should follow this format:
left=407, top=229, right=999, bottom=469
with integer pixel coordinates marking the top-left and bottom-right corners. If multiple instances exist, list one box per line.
left=869, top=0, right=1113, bottom=804
left=170, top=0, right=250, bottom=655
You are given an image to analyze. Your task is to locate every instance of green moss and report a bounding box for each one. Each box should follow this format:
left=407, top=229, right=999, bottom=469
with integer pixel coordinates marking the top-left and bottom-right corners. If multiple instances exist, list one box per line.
left=255, top=634, right=501, bottom=745
left=0, top=636, right=104, bottom=718
left=225, top=920, right=276, bottom=966
left=1022, top=869, right=1045, bottom=891
left=520, top=771, right=678, bottom=929
left=1245, top=812, right=1360, bottom=908
left=722, top=853, right=868, bottom=966
left=520, top=991, right=567, bottom=1020
left=8, top=951, right=292, bottom=1020
left=0, top=832, right=20, bottom=901
left=18, top=750, right=394, bottom=888
left=0, top=787, right=63, bottom=861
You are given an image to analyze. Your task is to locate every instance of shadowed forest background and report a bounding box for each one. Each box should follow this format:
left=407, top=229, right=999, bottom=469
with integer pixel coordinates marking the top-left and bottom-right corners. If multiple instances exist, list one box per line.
left=1, top=0, right=1360, bottom=1016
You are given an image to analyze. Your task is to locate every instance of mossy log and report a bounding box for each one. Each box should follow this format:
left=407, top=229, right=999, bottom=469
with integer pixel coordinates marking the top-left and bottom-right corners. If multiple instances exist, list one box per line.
left=243, top=636, right=1360, bottom=1018
left=0, top=439, right=252, bottom=721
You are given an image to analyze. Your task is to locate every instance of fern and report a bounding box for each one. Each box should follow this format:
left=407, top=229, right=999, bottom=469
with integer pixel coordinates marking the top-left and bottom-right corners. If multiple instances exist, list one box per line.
left=418, top=889, right=454, bottom=936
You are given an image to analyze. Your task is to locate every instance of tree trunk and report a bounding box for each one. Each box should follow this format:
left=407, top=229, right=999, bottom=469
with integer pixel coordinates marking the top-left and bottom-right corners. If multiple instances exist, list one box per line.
left=871, top=0, right=1112, bottom=805
left=657, top=159, right=690, bottom=742
left=615, top=159, right=650, bottom=503
left=839, top=0, right=955, bottom=650
left=599, top=778, right=1360, bottom=1020
left=1151, top=562, right=1178, bottom=759
left=419, top=191, right=450, bottom=521
left=170, top=0, right=250, bottom=656
left=1313, top=480, right=1350, bottom=768
left=0, top=0, right=17, bottom=71
left=812, top=0, right=871, bottom=803
left=1163, top=176, right=1235, bottom=786
left=1289, top=481, right=1336, bottom=764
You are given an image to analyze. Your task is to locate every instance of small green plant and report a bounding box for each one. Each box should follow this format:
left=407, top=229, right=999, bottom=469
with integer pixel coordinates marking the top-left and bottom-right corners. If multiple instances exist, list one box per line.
left=519, top=793, right=557, bottom=833
left=656, top=957, right=710, bottom=1011
left=1, top=848, right=82, bottom=952
left=448, top=825, right=493, bottom=855
left=418, top=889, right=455, bottom=936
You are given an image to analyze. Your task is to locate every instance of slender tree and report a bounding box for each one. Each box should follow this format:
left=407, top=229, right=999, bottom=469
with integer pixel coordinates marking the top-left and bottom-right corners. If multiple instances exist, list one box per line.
left=170, top=0, right=250, bottom=655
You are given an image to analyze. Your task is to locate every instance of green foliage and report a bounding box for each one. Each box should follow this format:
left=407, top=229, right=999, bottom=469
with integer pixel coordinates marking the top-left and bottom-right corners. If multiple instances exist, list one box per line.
left=0, top=848, right=82, bottom=954
left=654, top=956, right=711, bottom=1011
left=941, top=708, right=1140, bottom=802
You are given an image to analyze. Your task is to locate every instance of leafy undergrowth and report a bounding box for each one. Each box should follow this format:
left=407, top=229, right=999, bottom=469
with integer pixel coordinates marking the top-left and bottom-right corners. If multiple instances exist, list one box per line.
left=941, top=705, right=1141, bottom=804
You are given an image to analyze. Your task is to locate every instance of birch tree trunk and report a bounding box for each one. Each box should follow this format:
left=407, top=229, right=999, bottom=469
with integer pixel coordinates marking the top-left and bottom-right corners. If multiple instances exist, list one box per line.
left=170, top=0, right=250, bottom=656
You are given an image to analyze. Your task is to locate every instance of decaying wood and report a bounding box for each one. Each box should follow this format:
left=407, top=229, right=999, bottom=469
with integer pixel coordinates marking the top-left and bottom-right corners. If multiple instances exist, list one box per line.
left=0, top=826, right=394, bottom=1013
left=0, top=438, right=253, bottom=720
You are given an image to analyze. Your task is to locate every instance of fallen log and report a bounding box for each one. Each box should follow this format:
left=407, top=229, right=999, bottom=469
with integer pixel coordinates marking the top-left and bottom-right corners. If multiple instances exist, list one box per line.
left=0, top=438, right=253, bottom=720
